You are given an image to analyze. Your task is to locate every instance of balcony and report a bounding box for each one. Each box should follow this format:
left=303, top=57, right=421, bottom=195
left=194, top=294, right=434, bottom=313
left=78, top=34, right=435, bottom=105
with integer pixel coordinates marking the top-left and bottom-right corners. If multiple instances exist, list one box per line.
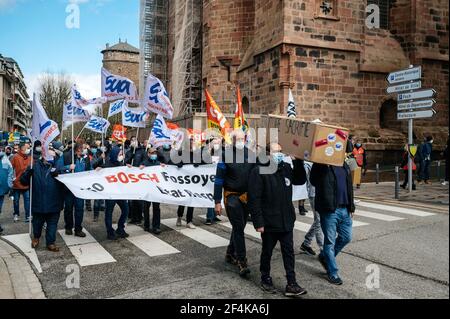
left=14, top=104, right=27, bottom=117
left=14, top=120, right=26, bottom=130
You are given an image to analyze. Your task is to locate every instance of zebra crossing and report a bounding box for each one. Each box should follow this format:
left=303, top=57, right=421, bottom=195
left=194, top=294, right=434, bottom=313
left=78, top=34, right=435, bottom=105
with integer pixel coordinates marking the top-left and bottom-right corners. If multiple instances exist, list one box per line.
left=1, top=201, right=437, bottom=273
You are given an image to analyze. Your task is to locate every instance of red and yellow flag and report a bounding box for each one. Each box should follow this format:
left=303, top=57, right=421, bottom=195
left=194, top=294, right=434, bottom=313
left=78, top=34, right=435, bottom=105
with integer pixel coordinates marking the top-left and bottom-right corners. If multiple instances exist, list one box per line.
left=205, top=89, right=231, bottom=138
left=234, top=85, right=248, bottom=132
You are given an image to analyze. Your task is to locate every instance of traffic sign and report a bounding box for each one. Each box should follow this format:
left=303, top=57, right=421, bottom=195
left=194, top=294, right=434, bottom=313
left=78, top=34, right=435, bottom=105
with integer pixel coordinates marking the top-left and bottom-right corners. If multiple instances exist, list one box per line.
left=397, top=99, right=435, bottom=111
left=397, top=109, right=436, bottom=120
left=387, top=80, right=421, bottom=94
left=387, top=66, right=421, bottom=84
left=398, top=89, right=436, bottom=101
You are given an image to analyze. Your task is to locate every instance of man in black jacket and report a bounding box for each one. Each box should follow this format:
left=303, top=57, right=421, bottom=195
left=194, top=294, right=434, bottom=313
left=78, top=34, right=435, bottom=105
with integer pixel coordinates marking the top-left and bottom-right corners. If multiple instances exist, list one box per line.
left=248, top=143, right=307, bottom=297
left=310, top=161, right=355, bottom=285
left=126, top=139, right=147, bottom=225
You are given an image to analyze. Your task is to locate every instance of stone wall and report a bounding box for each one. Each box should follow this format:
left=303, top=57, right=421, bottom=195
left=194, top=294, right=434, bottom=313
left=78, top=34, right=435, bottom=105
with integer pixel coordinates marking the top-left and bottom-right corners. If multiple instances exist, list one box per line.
left=102, top=51, right=140, bottom=91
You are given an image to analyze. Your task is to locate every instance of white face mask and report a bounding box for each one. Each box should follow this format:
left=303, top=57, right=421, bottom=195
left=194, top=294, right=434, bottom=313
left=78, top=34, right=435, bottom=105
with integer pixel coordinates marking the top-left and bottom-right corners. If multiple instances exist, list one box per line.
left=82, top=149, right=88, bottom=155
left=213, top=144, right=221, bottom=151
left=117, top=155, right=124, bottom=162
left=24, top=149, right=31, bottom=155
left=235, top=141, right=245, bottom=150
left=35, top=147, right=42, bottom=153
left=48, top=150, right=56, bottom=158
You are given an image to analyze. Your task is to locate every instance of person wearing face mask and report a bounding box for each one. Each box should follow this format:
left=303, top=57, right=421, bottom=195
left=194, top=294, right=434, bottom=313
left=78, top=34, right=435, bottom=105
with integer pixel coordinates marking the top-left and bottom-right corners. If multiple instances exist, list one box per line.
left=248, top=143, right=307, bottom=297
left=50, top=141, right=64, bottom=162
left=205, top=136, right=223, bottom=225
left=33, top=141, right=42, bottom=161
left=418, top=136, right=434, bottom=185
left=95, top=146, right=129, bottom=240
left=57, top=143, right=91, bottom=238
left=157, top=143, right=172, bottom=164
left=214, top=130, right=257, bottom=278
left=351, top=139, right=367, bottom=189
left=10, top=142, right=32, bottom=223
left=5, top=146, right=13, bottom=161
left=20, top=147, right=64, bottom=252
left=0, top=145, right=14, bottom=234
left=139, top=146, right=162, bottom=234
left=125, top=137, right=146, bottom=225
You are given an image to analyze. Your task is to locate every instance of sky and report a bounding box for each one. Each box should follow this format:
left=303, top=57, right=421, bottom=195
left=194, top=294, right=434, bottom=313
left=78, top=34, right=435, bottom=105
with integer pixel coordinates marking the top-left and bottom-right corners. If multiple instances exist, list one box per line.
left=0, top=0, right=139, bottom=98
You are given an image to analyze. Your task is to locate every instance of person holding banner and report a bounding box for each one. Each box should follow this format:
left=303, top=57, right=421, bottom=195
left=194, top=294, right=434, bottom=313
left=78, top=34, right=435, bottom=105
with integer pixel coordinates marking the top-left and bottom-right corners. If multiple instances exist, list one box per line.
left=57, top=143, right=91, bottom=238
left=90, top=142, right=106, bottom=221
left=95, top=146, right=129, bottom=240
left=140, top=146, right=162, bottom=234
left=126, top=137, right=147, bottom=225
left=248, top=143, right=307, bottom=297
left=21, top=147, right=64, bottom=252
left=214, top=130, right=257, bottom=278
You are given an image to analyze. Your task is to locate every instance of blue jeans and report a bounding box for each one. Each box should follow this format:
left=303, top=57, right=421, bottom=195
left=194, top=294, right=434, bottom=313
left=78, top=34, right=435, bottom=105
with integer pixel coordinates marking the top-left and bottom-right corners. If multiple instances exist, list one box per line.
left=13, top=189, right=30, bottom=219
left=0, top=195, right=4, bottom=214
left=105, top=200, right=129, bottom=236
left=206, top=207, right=215, bottom=221
left=94, top=200, right=105, bottom=218
left=319, top=207, right=353, bottom=278
left=419, top=160, right=431, bottom=181
left=64, top=192, right=84, bottom=232
left=32, top=212, right=60, bottom=246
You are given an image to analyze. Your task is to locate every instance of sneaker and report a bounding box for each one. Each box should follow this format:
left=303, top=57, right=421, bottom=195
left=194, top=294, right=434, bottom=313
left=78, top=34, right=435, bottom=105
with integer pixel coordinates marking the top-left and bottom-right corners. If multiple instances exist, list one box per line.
left=400, top=184, right=406, bottom=189
left=237, top=259, right=251, bottom=277
left=107, top=233, right=117, bottom=241
left=442, top=181, right=448, bottom=186
left=213, top=217, right=221, bottom=222
left=225, top=253, right=237, bottom=265
left=327, top=275, right=343, bottom=285
left=65, top=229, right=73, bottom=236
left=300, top=243, right=316, bottom=256
left=186, top=222, right=196, bottom=229
left=13, top=215, right=19, bottom=223
left=204, top=219, right=213, bottom=225
left=176, top=217, right=182, bottom=227
left=318, top=254, right=328, bottom=273
left=285, top=282, right=307, bottom=297
left=74, top=230, right=86, bottom=238
left=260, top=277, right=277, bottom=294
left=298, top=206, right=307, bottom=216
left=115, top=230, right=129, bottom=238
left=152, top=228, right=161, bottom=235
left=24, top=217, right=30, bottom=223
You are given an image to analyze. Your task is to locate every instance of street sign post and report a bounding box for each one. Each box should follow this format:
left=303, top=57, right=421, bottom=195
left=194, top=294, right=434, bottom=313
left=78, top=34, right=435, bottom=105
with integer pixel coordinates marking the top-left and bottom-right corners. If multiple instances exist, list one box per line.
left=398, top=89, right=436, bottom=101
left=397, top=109, right=436, bottom=120
left=387, top=66, right=421, bottom=84
left=387, top=80, right=421, bottom=94
left=397, top=99, right=435, bottom=111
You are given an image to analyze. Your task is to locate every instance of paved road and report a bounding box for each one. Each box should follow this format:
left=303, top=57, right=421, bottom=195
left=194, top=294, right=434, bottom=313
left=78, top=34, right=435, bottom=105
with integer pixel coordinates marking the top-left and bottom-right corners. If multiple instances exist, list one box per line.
left=0, top=197, right=448, bottom=299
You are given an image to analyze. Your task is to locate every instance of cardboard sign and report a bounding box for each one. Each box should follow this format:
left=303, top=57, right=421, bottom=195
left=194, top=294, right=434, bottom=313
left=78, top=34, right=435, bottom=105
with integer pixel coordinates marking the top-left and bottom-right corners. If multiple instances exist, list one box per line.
left=264, top=115, right=349, bottom=166
left=351, top=167, right=362, bottom=186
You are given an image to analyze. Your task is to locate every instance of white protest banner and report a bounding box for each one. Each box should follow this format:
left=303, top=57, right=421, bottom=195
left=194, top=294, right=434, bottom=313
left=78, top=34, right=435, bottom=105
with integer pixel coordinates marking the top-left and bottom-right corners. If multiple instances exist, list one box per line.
left=122, top=103, right=149, bottom=128
left=150, top=115, right=184, bottom=148
left=143, top=73, right=174, bottom=119
left=85, top=115, right=110, bottom=134
left=71, top=84, right=107, bottom=109
left=108, top=99, right=125, bottom=118
left=101, top=67, right=138, bottom=102
left=63, top=102, right=91, bottom=123
left=57, top=165, right=217, bottom=208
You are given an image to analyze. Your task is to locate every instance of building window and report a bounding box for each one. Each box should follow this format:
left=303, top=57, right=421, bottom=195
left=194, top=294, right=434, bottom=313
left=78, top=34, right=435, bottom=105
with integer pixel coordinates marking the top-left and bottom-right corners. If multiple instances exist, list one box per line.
left=315, top=0, right=339, bottom=20
left=367, top=0, right=390, bottom=29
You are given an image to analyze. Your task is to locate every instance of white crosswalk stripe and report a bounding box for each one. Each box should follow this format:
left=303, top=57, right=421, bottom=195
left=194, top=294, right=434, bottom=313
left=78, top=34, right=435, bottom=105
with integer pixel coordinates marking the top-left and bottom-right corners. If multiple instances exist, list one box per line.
left=354, top=210, right=404, bottom=222
left=58, top=229, right=116, bottom=267
left=303, top=212, right=369, bottom=227
left=124, top=225, right=180, bottom=257
left=2, top=233, right=42, bottom=273
left=357, top=201, right=435, bottom=217
left=221, top=222, right=261, bottom=239
left=161, top=218, right=229, bottom=248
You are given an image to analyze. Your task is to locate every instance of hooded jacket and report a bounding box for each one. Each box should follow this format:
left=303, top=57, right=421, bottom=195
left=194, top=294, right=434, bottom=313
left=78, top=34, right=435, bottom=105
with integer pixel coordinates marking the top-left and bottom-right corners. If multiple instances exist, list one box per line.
left=10, top=152, right=32, bottom=190
left=0, top=154, right=14, bottom=195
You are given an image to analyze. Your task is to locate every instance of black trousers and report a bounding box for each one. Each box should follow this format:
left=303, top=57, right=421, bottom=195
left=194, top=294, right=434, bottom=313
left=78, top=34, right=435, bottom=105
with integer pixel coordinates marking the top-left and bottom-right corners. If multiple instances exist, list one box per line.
left=129, top=200, right=143, bottom=222
left=225, top=195, right=249, bottom=262
left=177, top=206, right=194, bottom=223
left=143, top=202, right=161, bottom=229
left=402, top=170, right=416, bottom=187
left=260, top=231, right=296, bottom=285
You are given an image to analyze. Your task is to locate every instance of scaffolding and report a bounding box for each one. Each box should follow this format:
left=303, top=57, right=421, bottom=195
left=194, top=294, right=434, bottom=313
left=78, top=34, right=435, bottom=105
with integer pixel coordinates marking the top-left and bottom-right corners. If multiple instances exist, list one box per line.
left=171, top=0, right=202, bottom=116
left=139, top=0, right=169, bottom=97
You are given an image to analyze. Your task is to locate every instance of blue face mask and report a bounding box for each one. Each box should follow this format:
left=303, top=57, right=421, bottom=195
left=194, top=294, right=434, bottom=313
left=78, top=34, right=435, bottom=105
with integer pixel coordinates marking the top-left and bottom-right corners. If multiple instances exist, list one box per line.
left=163, top=145, right=170, bottom=150
left=272, top=152, right=284, bottom=165
left=91, top=148, right=98, bottom=155
left=150, top=154, right=158, bottom=161
left=355, top=143, right=362, bottom=148
left=0, top=152, right=5, bottom=158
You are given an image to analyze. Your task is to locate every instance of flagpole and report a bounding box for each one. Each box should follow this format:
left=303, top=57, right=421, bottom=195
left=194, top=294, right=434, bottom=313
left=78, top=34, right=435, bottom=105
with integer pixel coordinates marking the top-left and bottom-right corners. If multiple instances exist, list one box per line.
left=28, top=144, right=33, bottom=238
left=131, top=127, right=139, bottom=166
left=75, top=125, right=86, bottom=142
left=71, top=107, right=75, bottom=173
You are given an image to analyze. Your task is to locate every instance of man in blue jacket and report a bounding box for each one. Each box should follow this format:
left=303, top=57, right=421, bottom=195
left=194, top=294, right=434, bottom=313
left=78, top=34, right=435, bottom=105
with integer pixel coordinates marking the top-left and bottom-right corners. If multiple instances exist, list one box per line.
left=21, top=147, right=64, bottom=252
left=0, top=144, right=14, bottom=234
left=418, top=136, right=433, bottom=185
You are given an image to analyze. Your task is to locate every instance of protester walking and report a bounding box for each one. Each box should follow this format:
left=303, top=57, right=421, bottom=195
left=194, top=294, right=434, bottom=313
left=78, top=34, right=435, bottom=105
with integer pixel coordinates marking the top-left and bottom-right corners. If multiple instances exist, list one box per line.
left=418, top=136, right=433, bottom=184
left=310, top=160, right=355, bottom=285
left=205, top=136, right=223, bottom=225
left=248, top=143, right=307, bottom=297
left=10, top=142, right=32, bottom=223
left=0, top=145, right=14, bottom=234
left=300, top=161, right=324, bottom=256
left=401, top=144, right=417, bottom=190
left=126, top=138, right=146, bottom=225
left=214, top=130, right=257, bottom=277
left=21, top=147, right=64, bottom=252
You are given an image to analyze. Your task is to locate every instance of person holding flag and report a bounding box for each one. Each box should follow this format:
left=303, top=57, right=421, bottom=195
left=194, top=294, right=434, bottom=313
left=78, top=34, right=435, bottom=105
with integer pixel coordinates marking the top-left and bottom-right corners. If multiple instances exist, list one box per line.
left=205, top=89, right=231, bottom=143
left=234, top=85, right=248, bottom=133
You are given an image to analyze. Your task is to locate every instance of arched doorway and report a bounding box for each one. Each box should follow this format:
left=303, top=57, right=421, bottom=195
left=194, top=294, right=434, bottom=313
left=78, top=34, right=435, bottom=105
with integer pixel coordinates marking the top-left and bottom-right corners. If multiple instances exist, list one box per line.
left=242, top=96, right=250, bottom=114
left=379, top=99, right=402, bottom=130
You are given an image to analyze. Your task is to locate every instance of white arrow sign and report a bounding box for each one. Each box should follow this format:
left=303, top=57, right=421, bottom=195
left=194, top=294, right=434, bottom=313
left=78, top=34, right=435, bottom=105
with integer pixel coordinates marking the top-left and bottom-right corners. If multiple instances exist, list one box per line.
left=398, top=89, right=436, bottom=101
left=398, top=99, right=436, bottom=111
left=387, top=80, right=421, bottom=94
left=397, top=109, right=436, bottom=120
left=387, top=66, right=421, bottom=84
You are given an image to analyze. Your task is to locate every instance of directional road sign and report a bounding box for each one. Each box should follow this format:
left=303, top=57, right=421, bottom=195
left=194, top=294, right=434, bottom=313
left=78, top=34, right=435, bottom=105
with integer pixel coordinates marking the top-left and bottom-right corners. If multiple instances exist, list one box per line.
left=387, top=66, right=421, bottom=84
left=397, top=99, right=435, bottom=111
left=387, top=80, right=421, bottom=94
left=397, top=109, right=436, bottom=120
left=398, top=89, right=436, bottom=101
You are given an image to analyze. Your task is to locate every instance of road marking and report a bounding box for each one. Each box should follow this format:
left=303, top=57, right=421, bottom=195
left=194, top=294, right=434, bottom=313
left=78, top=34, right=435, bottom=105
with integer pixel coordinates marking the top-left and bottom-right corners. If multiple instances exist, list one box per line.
left=221, top=222, right=261, bottom=239
left=354, top=210, right=404, bottom=222
left=58, top=229, right=116, bottom=267
left=358, top=201, right=435, bottom=217
left=294, top=221, right=312, bottom=232
left=161, top=218, right=229, bottom=248
left=2, top=234, right=42, bottom=273
left=303, top=212, right=369, bottom=227
left=123, top=225, right=180, bottom=257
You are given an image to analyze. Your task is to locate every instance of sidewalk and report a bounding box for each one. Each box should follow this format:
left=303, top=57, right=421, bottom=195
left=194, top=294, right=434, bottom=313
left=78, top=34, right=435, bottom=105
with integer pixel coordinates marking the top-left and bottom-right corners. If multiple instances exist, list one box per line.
left=0, top=239, right=46, bottom=299
left=354, top=181, right=449, bottom=209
